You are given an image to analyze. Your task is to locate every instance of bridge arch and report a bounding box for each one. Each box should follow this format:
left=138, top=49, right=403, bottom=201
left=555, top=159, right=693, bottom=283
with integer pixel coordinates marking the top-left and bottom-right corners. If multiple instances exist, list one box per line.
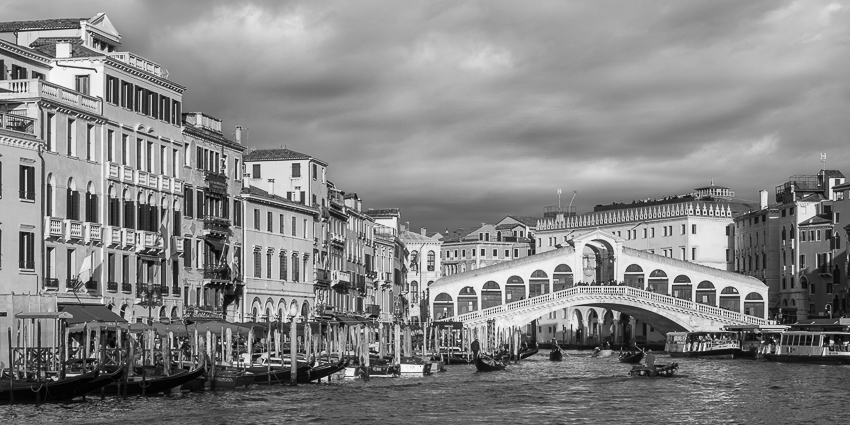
left=553, top=264, right=573, bottom=291
left=696, top=281, right=716, bottom=306
left=573, top=309, right=585, bottom=343
left=434, top=293, right=454, bottom=319
left=481, top=281, right=502, bottom=309
left=458, top=286, right=478, bottom=314
left=506, top=275, right=525, bottom=302
left=529, top=270, right=550, bottom=297
left=648, top=269, right=669, bottom=295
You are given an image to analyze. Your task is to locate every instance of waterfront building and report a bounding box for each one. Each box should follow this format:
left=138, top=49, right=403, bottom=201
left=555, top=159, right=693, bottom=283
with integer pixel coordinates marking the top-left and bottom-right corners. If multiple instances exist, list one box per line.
left=180, top=113, right=245, bottom=322
left=441, top=222, right=534, bottom=278
left=732, top=190, right=780, bottom=318
left=0, top=13, right=186, bottom=323
left=343, top=193, right=376, bottom=317
left=830, top=182, right=850, bottom=317
left=400, top=226, right=443, bottom=323
left=365, top=208, right=409, bottom=322
left=240, top=184, right=317, bottom=322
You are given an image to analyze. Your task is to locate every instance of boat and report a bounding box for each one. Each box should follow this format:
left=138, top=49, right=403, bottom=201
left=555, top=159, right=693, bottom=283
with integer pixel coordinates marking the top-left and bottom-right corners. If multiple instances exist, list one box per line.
left=665, top=331, right=743, bottom=359
left=104, top=358, right=207, bottom=396
left=399, top=359, right=433, bottom=377
left=762, top=331, right=850, bottom=365
left=723, top=324, right=789, bottom=359
left=618, top=350, right=644, bottom=364
left=210, top=370, right=255, bottom=389
left=0, top=368, right=100, bottom=403
left=519, top=347, right=539, bottom=359
left=629, top=363, right=678, bottom=377
left=71, top=366, right=125, bottom=398
left=474, top=355, right=507, bottom=372
left=591, top=349, right=613, bottom=358
left=254, top=365, right=311, bottom=385
left=343, top=362, right=401, bottom=379
left=298, top=358, right=349, bottom=383
left=549, top=347, right=563, bottom=361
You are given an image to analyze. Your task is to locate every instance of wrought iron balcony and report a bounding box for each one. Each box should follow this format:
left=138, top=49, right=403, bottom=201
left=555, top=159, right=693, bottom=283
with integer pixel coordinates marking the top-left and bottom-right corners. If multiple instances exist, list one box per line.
left=44, top=278, right=59, bottom=290
left=107, top=281, right=118, bottom=292
left=203, top=216, right=231, bottom=237
left=19, top=260, right=35, bottom=270
left=203, top=264, right=231, bottom=282
left=160, top=285, right=170, bottom=296
left=122, top=282, right=133, bottom=293
left=0, top=111, right=35, bottom=134
left=184, top=305, right=224, bottom=320
left=85, top=280, right=98, bottom=292
left=172, top=286, right=182, bottom=297
left=366, top=304, right=381, bottom=317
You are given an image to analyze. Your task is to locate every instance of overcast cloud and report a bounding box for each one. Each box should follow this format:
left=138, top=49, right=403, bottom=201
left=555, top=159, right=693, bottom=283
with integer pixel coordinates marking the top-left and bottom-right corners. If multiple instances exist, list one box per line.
left=7, top=0, right=850, bottom=233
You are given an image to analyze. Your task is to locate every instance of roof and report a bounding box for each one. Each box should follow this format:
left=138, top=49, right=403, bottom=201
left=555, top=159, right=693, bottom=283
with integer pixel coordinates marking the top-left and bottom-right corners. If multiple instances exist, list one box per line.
left=0, top=18, right=85, bottom=32
left=243, top=148, right=327, bottom=166
left=823, top=169, right=845, bottom=179
left=505, top=216, right=539, bottom=227
left=364, top=208, right=400, bottom=218
left=496, top=223, right=523, bottom=230
left=29, top=37, right=84, bottom=47
left=183, top=122, right=246, bottom=152
left=59, top=304, right=127, bottom=325
left=32, top=42, right=103, bottom=58
left=240, top=185, right=318, bottom=213
left=798, top=216, right=832, bottom=226
left=400, top=230, right=441, bottom=244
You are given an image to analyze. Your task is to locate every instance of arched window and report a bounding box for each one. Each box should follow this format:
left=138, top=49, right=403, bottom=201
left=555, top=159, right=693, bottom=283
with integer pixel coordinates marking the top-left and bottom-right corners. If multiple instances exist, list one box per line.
left=696, top=281, right=716, bottom=306
left=529, top=270, right=549, bottom=297
left=648, top=269, right=669, bottom=294
left=624, top=264, right=644, bottom=288
left=458, top=286, right=478, bottom=313
left=505, top=275, right=525, bottom=302
left=553, top=264, right=574, bottom=291
left=292, top=253, right=300, bottom=282
left=410, top=251, right=419, bottom=271
left=482, top=281, right=502, bottom=309
left=46, top=173, right=55, bottom=216
left=66, top=178, right=79, bottom=220
left=427, top=251, right=435, bottom=271
left=85, top=181, right=98, bottom=222
left=123, top=188, right=134, bottom=229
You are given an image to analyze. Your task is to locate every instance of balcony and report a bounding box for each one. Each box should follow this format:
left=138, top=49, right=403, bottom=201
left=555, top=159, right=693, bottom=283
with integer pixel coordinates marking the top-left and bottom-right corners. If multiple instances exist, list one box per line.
left=160, top=285, right=170, bottom=296
left=107, top=281, right=118, bottom=292
left=121, top=166, right=133, bottom=183
left=135, top=170, right=149, bottom=187
left=122, top=282, right=133, bottom=293
left=172, top=236, right=184, bottom=253
left=122, top=228, right=136, bottom=247
left=107, top=163, right=120, bottom=181
left=366, top=304, right=381, bottom=318
left=335, top=270, right=350, bottom=283
left=0, top=110, right=35, bottom=135
left=172, top=286, right=181, bottom=297
left=44, top=216, right=63, bottom=239
left=108, top=52, right=168, bottom=78
left=159, top=176, right=171, bottom=192
left=135, top=230, right=162, bottom=252
left=183, top=305, right=223, bottom=320
left=203, top=264, right=231, bottom=283
left=0, top=79, right=102, bottom=115
left=103, top=226, right=121, bottom=246
left=147, top=174, right=159, bottom=190
left=18, top=260, right=35, bottom=271
left=44, top=278, right=59, bottom=290
left=204, top=172, right=228, bottom=195
left=203, top=216, right=231, bottom=238
left=64, top=219, right=83, bottom=240
left=171, top=178, right=183, bottom=194
left=84, top=222, right=102, bottom=243
left=85, top=280, right=98, bottom=292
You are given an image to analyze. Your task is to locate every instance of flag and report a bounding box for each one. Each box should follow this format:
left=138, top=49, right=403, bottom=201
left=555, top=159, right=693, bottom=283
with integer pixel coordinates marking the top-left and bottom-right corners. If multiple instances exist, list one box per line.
left=160, top=211, right=171, bottom=260
left=75, top=242, right=95, bottom=291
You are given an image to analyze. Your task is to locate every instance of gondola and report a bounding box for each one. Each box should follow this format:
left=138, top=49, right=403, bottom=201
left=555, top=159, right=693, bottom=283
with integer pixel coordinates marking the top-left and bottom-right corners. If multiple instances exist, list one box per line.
left=618, top=351, right=644, bottom=364
left=254, top=365, right=311, bottom=385
left=519, top=347, right=539, bottom=359
left=70, top=366, right=125, bottom=398
left=0, top=368, right=100, bottom=403
left=549, top=347, right=563, bottom=361
left=104, top=358, right=207, bottom=396
left=591, top=349, right=613, bottom=358
left=474, top=355, right=507, bottom=372
left=629, top=362, right=678, bottom=377
left=298, top=358, right=349, bottom=383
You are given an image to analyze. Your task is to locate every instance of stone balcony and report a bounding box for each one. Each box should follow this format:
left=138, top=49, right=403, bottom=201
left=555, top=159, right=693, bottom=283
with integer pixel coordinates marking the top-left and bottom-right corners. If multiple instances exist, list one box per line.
left=0, top=79, right=102, bottom=115
left=64, top=219, right=83, bottom=240
left=0, top=111, right=35, bottom=135
left=84, top=222, right=102, bottom=244
left=103, top=225, right=122, bottom=246
left=107, top=52, right=168, bottom=78
left=122, top=228, right=136, bottom=248
left=44, top=216, right=63, bottom=239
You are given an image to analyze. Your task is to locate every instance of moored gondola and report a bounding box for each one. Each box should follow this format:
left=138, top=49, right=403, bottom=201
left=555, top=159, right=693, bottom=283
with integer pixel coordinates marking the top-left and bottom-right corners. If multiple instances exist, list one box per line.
left=628, top=363, right=678, bottom=378
left=549, top=348, right=563, bottom=361
left=519, top=347, right=539, bottom=359
left=474, top=355, right=507, bottom=372
left=71, top=366, right=125, bottom=399
left=298, top=358, right=349, bottom=383
left=0, top=368, right=100, bottom=403
left=618, top=351, right=644, bottom=364
left=104, top=357, right=207, bottom=396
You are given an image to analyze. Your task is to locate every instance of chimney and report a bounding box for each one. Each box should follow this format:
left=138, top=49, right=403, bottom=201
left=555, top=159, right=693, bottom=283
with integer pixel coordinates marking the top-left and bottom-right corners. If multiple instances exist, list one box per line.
left=56, top=42, right=72, bottom=59
left=759, top=190, right=768, bottom=210
left=235, top=126, right=243, bottom=144
left=268, top=178, right=275, bottom=196
left=400, top=223, right=407, bottom=232
left=420, top=227, right=427, bottom=236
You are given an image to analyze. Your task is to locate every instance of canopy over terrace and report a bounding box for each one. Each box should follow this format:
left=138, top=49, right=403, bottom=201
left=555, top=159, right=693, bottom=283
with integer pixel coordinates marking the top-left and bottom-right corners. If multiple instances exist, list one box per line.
left=59, top=304, right=127, bottom=332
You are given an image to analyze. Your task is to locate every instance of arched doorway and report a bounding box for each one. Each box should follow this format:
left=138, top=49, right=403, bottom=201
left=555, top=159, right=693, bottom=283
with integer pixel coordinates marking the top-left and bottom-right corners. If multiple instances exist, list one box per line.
left=433, top=293, right=454, bottom=319
left=744, top=292, right=764, bottom=317
left=505, top=275, right=525, bottom=302
left=572, top=309, right=584, bottom=345
left=720, top=287, right=741, bottom=312
left=648, top=270, right=668, bottom=294
left=587, top=309, right=600, bottom=345
left=529, top=270, right=549, bottom=297
left=553, top=264, right=573, bottom=291
left=624, top=264, right=644, bottom=288
left=457, top=286, right=478, bottom=314
left=481, top=281, right=502, bottom=309
left=602, top=310, right=615, bottom=345
left=696, top=281, right=716, bottom=306
left=672, top=275, right=692, bottom=301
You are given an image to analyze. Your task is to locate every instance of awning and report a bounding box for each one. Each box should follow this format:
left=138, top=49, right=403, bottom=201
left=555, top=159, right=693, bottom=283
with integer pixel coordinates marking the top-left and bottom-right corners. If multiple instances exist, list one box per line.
left=59, top=304, right=127, bottom=326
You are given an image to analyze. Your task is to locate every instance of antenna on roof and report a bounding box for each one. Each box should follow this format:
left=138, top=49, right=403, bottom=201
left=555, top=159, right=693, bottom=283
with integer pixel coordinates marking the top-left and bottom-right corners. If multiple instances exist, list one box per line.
left=821, top=152, right=827, bottom=171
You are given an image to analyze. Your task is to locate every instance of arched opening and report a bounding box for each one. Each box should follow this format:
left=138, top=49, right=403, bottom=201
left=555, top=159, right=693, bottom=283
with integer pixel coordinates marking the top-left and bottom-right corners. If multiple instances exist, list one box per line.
left=505, top=275, right=525, bottom=302
left=171, top=306, right=179, bottom=319
left=301, top=300, right=310, bottom=318
left=587, top=309, right=600, bottom=345
left=696, top=281, right=716, bottom=306
left=602, top=310, right=615, bottom=345
left=159, top=306, right=168, bottom=320
left=411, top=281, right=419, bottom=304
left=410, top=251, right=419, bottom=272
left=648, top=270, right=668, bottom=294
left=457, top=286, right=478, bottom=314
left=624, top=264, right=644, bottom=289
left=120, top=304, right=128, bottom=319
left=433, top=293, right=454, bottom=319
left=672, top=275, right=692, bottom=301
left=553, top=264, right=574, bottom=291
left=427, top=251, right=435, bottom=271
left=588, top=239, right=616, bottom=283
left=85, top=181, right=98, bottom=222
left=66, top=178, right=79, bottom=220
left=46, top=173, right=55, bottom=216
left=481, top=281, right=502, bottom=309
left=573, top=309, right=584, bottom=345
left=529, top=270, right=549, bottom=297
left=719, top=286, right=741, bottom=312
left=744, top=292, right=764, bottom=317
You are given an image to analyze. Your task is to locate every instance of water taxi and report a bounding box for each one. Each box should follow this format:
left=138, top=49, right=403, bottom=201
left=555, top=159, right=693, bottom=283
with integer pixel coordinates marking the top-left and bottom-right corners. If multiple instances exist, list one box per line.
left=665, top=331, right=742, bottom=359
left=762, top=331, right=850, bottom=364
left=722, top=324, right=789, bottom=359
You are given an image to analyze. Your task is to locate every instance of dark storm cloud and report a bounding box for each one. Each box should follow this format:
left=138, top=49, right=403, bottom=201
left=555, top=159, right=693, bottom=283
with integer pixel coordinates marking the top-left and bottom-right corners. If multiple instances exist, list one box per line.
left=7, top=0, right=850, bottom=231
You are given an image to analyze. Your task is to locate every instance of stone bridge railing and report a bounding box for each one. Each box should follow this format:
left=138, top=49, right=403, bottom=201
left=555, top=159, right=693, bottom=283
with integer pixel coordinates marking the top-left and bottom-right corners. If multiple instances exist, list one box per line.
left=446, top=285, right=767, bottom=327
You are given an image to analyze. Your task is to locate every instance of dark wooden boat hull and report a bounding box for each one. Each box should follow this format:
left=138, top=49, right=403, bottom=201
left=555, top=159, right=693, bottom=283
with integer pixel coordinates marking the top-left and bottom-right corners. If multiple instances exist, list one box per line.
left=72, top=367, right=125, bottom=398
left=519, top=348, right=539, bottom=359
left=299, top=359, right=348, bottom=383
left=549, top=350, right=563, bottom=361
left=474, top=356, right=506, bottom=372
left=618, top=352, right=644, bottom=364
left=254, top=365, right=311, bottom=385
left=0, top=369, right=99, bottom=403
left=431, top=353, right=472, bottom=364
left=105, top=361, right=206, bottom=396
left=629, top=363, right=678, bottom=378
left=762, top=353, right=850, bottom=365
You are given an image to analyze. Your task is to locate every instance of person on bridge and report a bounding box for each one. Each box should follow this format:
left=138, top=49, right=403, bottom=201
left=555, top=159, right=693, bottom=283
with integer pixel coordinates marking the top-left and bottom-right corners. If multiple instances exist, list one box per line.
left=471, top=337, right=481, bottom=359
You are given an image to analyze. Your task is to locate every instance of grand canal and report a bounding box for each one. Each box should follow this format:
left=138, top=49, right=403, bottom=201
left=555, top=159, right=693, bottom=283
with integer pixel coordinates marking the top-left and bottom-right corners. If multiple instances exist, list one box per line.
left=2, top=351, right=848, bottom=424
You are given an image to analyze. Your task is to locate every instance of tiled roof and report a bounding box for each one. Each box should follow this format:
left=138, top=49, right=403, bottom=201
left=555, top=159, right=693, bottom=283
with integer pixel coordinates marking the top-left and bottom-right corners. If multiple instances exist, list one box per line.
left=243, top=148, right=326, bottom=165
left=506, top=216, right=539, bottom=227
left=823, top=169, right=845, bottom=179
left=496, top=223, right=521, bottom=230
left=183, top=123, right=246, bottom=152
left=400, top=230, right=440, bottom=244
left=29, top=37, right=83, bottom=47
left=240, top=186, right=317, bottom=212
left=32, top=43, right=103, bottom=58
left=799, top=216, right=832, bottom=226
left=0, top=18, right=85, bottom=32
left=364, top=208, right=400, bottom=217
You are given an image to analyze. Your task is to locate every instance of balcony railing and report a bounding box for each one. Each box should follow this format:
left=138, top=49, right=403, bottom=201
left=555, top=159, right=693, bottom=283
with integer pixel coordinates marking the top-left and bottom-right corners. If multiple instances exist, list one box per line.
left=64, top=219, right=83, bottom=240
left=172, top=236, right=184, bottom=252
left=107, top=281, right=118, bottom=292
left=203, top=264, right=231, bottom=282
left=44, top=216, right=63, bottom=239
left=135, top=170, right=149, bottom=187
left=103, top=226, right=121, bottom=246
left=203, top=216, right=231, bottom=236
left=366, top=304, right=381, bottom=317
left=171, top=178, right=183, bottom=194
left=44, top=278, right=59, bottom=290
left=122, top=166, right=133, bottom=183
left=160, top=285, right=170, bottom=296
left=108, top=163, right=120, bottom=180
left=159, top=176, right=171, bottom=192
left=107, top=52, right=168, bottom=78
left=84, top=222, right=102, bottom=243
left=85, top=280, right=98, bottom=292
left=122, top=228, right=136, bottom=247
left=184, top=305, right=223, bottom=320
left=122, top=282, right=133, bottom=293
left=172, top=286, right=181, bottom=297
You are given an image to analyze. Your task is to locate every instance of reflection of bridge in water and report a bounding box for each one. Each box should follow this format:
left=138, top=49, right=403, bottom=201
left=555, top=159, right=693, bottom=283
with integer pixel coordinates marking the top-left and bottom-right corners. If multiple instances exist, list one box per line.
left=431, top=230, right=768, bottom=337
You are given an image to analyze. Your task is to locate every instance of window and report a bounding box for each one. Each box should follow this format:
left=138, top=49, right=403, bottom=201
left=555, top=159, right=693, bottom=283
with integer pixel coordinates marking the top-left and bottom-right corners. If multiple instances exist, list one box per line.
left=267, top=211, right=273, bottom=232
left=312, top=163, right=317, bottom=180
left=196, top=190, right=204, bottom=219
left=691, top=224, right=697, bottom=234
left=184, top=238, right=192, bottom=268
left=292, top=253, right=300, bottom=282
left=428, top=251, right=435, bottom=271
left=253, top=209, right=260, bottom=230
left=279, top=215, right=285, bottom=234
left=291, top=217, right=296, bottom=236
left=171, top=100, right=181, bottom=125
left=252, top=164, right=260, bottom=179
left=692, top=247, right=697, bottom=261
left=681, top=224, right=686, bottom=235
left=303, top=219, right=307, bottom=238
left=67, top=119, right=76, bottom=157
left=280, top=253, right=288, bottom=280
left=267, top=252, right=272, bottom=279
left=233, top=200, right=242, bottom=226
left=86, top=124, right=94, bottom=160
left=183, top=186, right=193, bottom=217
left=44, top=113, right=55, bottom=151
left=800, top=254, right=806, bottom=269
left=75, top=75, right=90, bottom=95
left=10, top=64, right=27, bottom=80
left=106, top=75, right=119, bottom=104
left=19, top=165, right=35, bottom=201
left=253, top=250, right=261, bottom=278
left=292, top=164, right=301, bottom=178
left=19, top=231, right=35, bottom=270
left=84, top=188, right=98, bottom=222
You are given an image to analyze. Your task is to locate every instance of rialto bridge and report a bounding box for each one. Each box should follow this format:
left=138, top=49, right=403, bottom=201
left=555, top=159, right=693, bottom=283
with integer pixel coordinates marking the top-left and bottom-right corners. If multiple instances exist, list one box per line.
left=431, top=230, right=768, bottom=339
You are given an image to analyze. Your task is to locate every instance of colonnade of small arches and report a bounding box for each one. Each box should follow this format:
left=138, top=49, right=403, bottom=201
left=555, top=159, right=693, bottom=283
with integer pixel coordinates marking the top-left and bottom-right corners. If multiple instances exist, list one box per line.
left=249, top=297, right=311, bottom=322
left=433, top=263, right=766, bottom=320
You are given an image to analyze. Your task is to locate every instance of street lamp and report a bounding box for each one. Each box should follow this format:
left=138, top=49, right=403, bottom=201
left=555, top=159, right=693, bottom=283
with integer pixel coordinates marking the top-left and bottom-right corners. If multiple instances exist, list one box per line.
left=138, top=284, right=162, bottom=325
left=288, top=302, right=299, bottom=386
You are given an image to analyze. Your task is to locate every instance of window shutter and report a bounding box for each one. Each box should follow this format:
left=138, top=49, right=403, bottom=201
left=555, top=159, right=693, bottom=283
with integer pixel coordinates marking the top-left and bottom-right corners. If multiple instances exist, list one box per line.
left=184, top=239, right=192, bottom=267
left=46, top=184, right=52, bottom=215
left=196, top=191, right=204, bottom=219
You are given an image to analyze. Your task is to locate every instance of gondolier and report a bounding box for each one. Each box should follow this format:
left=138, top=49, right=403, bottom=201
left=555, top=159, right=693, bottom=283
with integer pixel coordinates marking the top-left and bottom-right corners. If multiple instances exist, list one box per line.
left=471, top=337, right=481, bottom=359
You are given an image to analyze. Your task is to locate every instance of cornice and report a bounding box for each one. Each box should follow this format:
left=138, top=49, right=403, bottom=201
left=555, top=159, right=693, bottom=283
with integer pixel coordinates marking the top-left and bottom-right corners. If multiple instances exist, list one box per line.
left=0, top=132, right=44, bottom=151
left=0, top=39, right=53, bottom=65
left=101, top=57, right=187, bottom=93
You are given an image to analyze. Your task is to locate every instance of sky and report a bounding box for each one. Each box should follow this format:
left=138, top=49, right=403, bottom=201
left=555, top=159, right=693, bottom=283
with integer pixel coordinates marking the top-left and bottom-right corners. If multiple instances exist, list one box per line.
left=6, top=0, right=850, bottom=234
